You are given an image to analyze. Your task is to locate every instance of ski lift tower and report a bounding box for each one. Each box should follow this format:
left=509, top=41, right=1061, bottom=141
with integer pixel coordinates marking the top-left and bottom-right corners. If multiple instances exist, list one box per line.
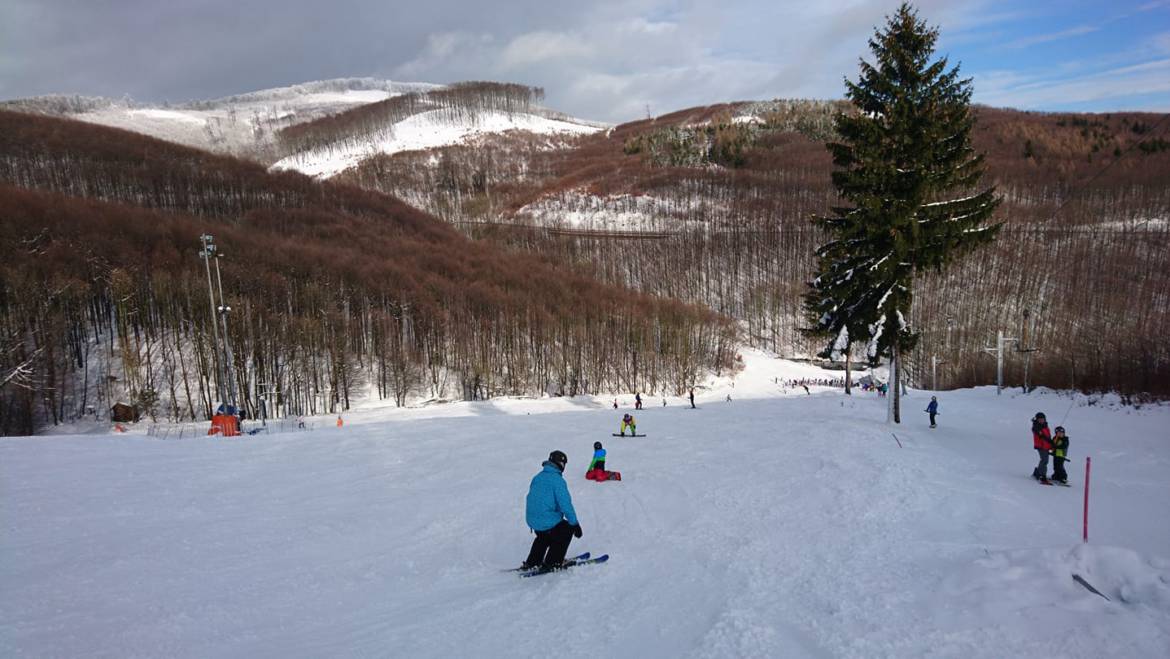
left=983, top=330, right=1019, bottom=396
left=199, top=235, right=225, bottom=407
left=1017, top=308, right=1041, bottom=393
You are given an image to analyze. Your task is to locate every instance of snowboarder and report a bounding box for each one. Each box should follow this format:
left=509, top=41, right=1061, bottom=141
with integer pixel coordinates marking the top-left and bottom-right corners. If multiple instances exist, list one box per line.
left=926, top=396, right=939, bottom=428
left=689, top=388, right=696, bottom=409
left=522, top=450, right=582, bottom=572
left=613, top=399, right=618, bottom=409
left=1031, top=412, right=1052, bottom=483
left=586, top=441, right=621, bottom=481
left=635, top=392, right=642, bottom=410
left=619, top=413, right=636, bottom=436
left=1051, top=426, right=1070, bottom=484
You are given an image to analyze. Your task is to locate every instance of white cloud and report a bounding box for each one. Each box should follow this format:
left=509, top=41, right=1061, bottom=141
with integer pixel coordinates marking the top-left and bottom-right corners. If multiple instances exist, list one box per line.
left=975, top=58, right=1170, bottom=109
left=498, top=31, right=595, bottom=70
left=1001, top=24, right=1099, bottom=50
left=394, top=31, right=496, bottom=79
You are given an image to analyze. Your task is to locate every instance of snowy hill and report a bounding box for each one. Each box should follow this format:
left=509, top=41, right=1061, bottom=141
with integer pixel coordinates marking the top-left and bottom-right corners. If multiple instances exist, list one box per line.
left=271, top=107, right=602, bottom=178
left=3, top=350, right=1168, bottom=657
left=1, top=78, right=438, bottom=159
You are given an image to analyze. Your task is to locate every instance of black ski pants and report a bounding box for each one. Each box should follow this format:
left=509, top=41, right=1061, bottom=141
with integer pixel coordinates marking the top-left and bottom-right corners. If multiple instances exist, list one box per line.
left=928, top=412, right=937, bottom=426
left=1052, top=457, right=1067, bottom=482
left=525, top=520, right=574, bottom=569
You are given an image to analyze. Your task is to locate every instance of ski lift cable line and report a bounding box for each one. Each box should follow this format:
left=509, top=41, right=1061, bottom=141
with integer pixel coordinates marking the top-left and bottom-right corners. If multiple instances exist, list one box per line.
left=1042, top=112, right=1170, bottom=226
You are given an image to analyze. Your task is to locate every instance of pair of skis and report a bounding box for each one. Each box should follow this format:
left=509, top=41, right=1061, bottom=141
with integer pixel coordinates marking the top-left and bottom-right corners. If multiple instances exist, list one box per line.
left=505, top=551, right=610, bottom=577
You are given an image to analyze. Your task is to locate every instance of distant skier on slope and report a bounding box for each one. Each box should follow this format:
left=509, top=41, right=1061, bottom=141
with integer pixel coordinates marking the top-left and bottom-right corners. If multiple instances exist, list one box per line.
left=586, top=441, right=621, bottom=481
left=926, top=396, right=939, bottom=428
left=689, top=388, right=696, bottom=409
left=1050, top=426, right=1070, bottom=485
left=1031, top=412, right=1052, bottom=483
left=635, top=392, right=643, bottom=410
left=522, top=450, right=582, bottom=572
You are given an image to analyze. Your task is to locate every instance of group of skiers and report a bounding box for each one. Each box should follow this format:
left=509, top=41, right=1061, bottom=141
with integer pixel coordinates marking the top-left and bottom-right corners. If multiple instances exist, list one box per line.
left=614, top=390, right=695, bottom=409
left=518, top=393, right=1083, bottom=573
left=1030, top=412, right=1071, bottom=485
left=520, top=409, right=642, bottom=573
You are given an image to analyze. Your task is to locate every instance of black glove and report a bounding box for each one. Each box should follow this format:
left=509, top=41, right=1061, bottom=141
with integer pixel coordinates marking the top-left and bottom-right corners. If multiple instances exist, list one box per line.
left=572, top=523, right=583, bottom=539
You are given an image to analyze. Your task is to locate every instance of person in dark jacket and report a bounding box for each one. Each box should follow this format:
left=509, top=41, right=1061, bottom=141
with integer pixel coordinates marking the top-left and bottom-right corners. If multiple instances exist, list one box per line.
left=1031, top=413, right=1052, bottom=482
left=926, top=396, right=939, bottom=428
left=522, top=450, right=582, bottom=571
left=1050, top=426, right=1070, bottom=484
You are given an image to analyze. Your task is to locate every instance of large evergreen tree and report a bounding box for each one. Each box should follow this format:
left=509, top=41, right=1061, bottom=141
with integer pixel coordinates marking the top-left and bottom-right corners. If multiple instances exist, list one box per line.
left=806, top=3, right=1000, bottom=422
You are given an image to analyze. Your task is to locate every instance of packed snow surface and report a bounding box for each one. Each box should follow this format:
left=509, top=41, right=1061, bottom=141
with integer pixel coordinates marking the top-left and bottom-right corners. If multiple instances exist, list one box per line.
left=271, top=109, right=600, bottom=178
left=3, top=350, right=1169, bottom=658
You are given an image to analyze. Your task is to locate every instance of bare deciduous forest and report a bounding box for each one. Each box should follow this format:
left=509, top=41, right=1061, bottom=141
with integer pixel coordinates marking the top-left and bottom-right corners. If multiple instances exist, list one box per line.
left=0, top=110, right=734, bottom=435
left=2, top=80, right=1167, bottom=434
left=339, top=99, right=1170, bottom=399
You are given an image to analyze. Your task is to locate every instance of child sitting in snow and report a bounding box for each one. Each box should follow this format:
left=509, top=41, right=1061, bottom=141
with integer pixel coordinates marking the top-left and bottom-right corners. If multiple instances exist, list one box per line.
left=586, top=441, right=621, bottom=481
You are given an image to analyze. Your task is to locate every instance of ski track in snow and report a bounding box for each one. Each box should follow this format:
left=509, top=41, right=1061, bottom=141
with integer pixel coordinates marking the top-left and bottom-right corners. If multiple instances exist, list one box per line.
left=2, top=352, right=1169, bottom=658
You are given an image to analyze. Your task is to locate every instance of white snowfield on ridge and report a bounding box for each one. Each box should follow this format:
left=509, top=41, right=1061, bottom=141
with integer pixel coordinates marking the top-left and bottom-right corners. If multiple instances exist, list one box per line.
left=2, top=349, right=1168, bottom=658
left=64, top=78, right=439, bottom=155
left=270, top=108, right=602, bottom=178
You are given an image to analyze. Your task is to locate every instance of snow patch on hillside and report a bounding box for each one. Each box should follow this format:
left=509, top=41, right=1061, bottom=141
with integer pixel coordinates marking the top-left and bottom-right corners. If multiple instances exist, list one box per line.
left=271, top=109, right=601, bottom=178
left=63, top=79, right=430, bottom=158
left=126, top=108, right=207, bottom=125
left=514, top=188, right=710, bottom=233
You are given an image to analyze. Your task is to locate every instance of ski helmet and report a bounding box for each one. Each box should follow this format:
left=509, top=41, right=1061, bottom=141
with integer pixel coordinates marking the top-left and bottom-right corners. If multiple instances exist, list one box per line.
left=594, top=441, right=603, bottom=450
left=548, top=450, right=568, bottom=471
left=1055, top=426, right=1065, bottom=433
left=1035, top=412, right=1046, bottom=419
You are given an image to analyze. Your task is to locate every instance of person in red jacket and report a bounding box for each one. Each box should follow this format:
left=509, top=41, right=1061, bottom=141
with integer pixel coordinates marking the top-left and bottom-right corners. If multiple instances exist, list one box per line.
left=1031, top=412, right=1053, bottom=483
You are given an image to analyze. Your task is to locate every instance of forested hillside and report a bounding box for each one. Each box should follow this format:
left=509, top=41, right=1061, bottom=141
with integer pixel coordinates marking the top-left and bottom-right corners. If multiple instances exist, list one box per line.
left=338, top=102, right=1170, bottom=396
left=0, top=110, right=733, bottom=435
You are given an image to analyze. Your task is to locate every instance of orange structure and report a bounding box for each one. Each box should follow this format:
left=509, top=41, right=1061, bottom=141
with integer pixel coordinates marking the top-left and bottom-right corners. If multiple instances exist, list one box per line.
left=208, top=414, right=240, bottom=437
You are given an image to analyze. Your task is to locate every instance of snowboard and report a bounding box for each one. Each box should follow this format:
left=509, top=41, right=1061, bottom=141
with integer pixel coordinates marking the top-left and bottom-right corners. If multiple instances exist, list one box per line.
left=612, top=433, right=647, bottom=437
left=520, top=554, right=609, bottom=578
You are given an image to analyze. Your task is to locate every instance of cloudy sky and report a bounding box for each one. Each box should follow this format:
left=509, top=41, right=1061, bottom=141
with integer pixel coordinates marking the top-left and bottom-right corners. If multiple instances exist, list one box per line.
left=1, top=0, right=1167, bottom=122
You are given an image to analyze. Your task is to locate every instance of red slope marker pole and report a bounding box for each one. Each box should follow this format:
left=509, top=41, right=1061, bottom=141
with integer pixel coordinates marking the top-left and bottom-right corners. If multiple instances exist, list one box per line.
left=1083, top=456, right=1091, bottom=543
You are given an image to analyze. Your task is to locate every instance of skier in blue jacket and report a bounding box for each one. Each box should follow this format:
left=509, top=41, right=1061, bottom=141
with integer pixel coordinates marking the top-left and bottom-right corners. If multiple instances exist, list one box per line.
left=522, top=450, right=582, bottom=571
left=926, top=396, right=939, bottom=428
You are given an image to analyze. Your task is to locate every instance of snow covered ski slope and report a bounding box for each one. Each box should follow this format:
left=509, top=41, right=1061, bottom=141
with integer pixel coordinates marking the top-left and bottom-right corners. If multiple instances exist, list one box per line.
left=2, top=353, right=1169, bottom=657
